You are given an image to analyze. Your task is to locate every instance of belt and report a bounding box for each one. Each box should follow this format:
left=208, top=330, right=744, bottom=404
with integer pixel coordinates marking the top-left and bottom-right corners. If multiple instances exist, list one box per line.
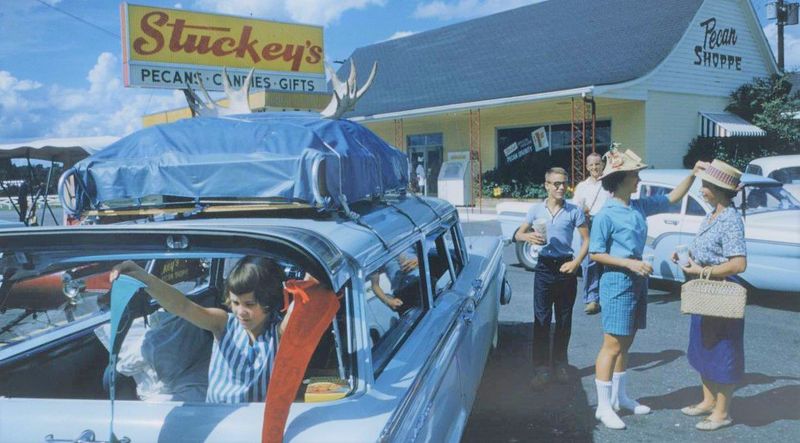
left=538, top=256, right=572, bottom=266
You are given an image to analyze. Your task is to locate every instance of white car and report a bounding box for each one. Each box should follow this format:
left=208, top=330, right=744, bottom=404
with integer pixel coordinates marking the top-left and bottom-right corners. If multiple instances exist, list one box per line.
left=745, top=154, right=800, bottom=200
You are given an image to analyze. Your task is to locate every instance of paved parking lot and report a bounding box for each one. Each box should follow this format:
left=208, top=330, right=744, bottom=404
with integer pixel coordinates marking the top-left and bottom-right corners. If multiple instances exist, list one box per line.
left=462, top=221, right=800, bottom=443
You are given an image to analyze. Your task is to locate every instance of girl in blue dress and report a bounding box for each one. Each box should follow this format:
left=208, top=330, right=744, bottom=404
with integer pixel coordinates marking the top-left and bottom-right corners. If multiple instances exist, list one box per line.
left=588, top=147, right=706, bottom=429
left=675, top=159, right=747, bottom=432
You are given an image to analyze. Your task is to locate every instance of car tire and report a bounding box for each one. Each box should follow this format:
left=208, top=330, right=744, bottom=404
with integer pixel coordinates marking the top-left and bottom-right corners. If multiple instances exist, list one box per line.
left=515, top=241, right=538, bottom=271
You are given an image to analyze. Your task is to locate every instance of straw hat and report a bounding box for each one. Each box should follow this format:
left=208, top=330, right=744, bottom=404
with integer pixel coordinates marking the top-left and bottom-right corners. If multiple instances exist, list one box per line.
left=599, top=145, right=648, bottom=179
left=696, top=159, right=742, bottom=191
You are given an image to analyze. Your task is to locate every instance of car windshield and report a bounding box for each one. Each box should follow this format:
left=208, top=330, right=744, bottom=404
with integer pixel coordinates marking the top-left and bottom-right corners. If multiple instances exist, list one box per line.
left=769, top=166, right=800, bottom=185
left=734, top=184, right=800, bottom=214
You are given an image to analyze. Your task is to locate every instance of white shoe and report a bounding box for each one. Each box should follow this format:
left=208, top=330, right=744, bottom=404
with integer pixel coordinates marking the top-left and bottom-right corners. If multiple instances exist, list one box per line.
left=595, top=378, right=626, bottom=429
left=614, top=399, right=651, bottom=415
left=595, top=407, right=626, bottom=429
left=611, top=371, right=651, bottom=415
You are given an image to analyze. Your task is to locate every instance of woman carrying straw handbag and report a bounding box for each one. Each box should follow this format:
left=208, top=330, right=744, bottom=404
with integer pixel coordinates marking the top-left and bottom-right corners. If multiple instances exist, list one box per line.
left=673, top=159, right=747, bottom=432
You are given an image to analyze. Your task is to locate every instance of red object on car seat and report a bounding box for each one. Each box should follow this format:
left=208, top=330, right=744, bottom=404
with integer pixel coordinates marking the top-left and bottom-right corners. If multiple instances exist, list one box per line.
left=261, top=278, right=340, bottom=443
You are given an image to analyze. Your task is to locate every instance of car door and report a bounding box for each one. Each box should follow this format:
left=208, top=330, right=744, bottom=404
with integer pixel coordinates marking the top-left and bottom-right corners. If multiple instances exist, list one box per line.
left=448, top=223, right=503, bottom=408
left=374, top=238, right=468, bottom=443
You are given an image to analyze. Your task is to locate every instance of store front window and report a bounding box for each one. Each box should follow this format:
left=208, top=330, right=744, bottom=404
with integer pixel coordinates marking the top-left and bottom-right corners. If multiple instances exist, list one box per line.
left=408, top=133, right=443, bottom=196
left=495, top=121, right=611, bottom=184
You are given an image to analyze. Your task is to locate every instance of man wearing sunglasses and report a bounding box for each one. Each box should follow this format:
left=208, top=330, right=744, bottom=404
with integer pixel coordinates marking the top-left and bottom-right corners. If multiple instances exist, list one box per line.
left=515, top=167, right=590, bottom=387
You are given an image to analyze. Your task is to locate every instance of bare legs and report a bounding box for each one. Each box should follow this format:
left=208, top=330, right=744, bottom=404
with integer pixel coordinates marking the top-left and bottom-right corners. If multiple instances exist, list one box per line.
left=594, top=333, right=638, bottom=429
left=595, top=333, right=633, bottom=381
left=690, top=378, right=733, bottom=421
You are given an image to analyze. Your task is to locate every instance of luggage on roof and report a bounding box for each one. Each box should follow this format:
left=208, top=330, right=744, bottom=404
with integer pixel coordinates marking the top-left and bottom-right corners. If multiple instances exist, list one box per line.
left=59, top=112, right=409, bottom=216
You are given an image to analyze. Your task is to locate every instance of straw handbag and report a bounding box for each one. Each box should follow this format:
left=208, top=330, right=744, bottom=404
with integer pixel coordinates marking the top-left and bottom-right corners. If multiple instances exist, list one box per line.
left=680, top=267, right=746, bottom=319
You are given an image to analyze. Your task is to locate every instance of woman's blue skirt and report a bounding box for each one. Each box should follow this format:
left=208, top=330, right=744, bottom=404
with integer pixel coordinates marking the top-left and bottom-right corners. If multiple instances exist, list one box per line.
left=687, top=314, right=745, bottom=384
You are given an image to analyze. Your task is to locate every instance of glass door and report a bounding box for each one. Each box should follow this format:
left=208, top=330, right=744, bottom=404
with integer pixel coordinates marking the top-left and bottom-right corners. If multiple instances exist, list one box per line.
left=408, top=133, right=443, bottom=197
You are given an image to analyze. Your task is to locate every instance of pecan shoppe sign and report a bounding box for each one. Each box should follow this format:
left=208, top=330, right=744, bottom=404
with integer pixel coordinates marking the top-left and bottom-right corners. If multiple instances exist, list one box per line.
left=693, top=18, right=742, bottom=71
left=121, top=3, right=325, bottom=92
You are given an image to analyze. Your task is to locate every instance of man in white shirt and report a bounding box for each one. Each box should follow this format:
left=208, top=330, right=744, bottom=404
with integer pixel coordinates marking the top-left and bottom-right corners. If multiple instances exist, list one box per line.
left=572, top=153, right=610, bottom=315
left=415, top=160, right=426, bottom=195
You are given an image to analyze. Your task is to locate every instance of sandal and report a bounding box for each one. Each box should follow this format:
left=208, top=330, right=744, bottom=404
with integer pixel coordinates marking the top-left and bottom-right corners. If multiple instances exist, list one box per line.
left=696, top=417, right=733, bottom=431
left=681, top=404, right=715, bottom=416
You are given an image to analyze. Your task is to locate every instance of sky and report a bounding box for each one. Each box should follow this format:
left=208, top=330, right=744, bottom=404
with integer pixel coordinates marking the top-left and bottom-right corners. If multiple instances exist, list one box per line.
left=0, top=0, right=798, bottom=142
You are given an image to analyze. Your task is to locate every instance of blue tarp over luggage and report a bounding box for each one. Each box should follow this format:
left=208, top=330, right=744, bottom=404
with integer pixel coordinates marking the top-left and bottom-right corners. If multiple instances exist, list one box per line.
left=66, top=113, right=408, bottom=212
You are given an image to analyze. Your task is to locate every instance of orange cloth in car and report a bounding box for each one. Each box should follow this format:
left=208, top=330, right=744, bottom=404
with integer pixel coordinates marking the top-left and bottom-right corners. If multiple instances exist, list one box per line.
left=261, top=279, right=340, bottom=443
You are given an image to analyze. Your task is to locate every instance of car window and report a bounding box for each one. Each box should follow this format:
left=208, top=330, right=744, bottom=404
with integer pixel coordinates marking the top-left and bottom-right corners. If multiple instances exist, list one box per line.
left=446, top=226, right=465, bottom=276
left=686, top=196, right=706, bottom=216
left=641, top=185, right=681, bottom=214
left=150, top=258, right=211, bottom=294
left=734, top=185, right=800, bottom=214
left=744, top=164, right=763, bottom=176
left=426, top=232, right=454, bottom=297
left=363, top=243, right=427, bottom=375
left=768, top=167, right=800, bottom=185
left=0, top=265, right=111, bottom=350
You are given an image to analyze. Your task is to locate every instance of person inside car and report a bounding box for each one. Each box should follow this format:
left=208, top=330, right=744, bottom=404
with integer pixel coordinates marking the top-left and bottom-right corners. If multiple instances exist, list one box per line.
left=111, top=256, right=291, bottom=403
left=369, top=247, right=420, bottom=312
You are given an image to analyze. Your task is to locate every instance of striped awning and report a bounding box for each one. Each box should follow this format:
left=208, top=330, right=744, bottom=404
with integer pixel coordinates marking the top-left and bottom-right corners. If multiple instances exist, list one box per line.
left=699, top=112, right=766, bottom=137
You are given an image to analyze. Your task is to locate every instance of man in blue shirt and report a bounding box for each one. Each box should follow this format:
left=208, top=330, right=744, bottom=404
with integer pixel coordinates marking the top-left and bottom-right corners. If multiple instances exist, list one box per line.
left=515, top=167, right=589, bottom=387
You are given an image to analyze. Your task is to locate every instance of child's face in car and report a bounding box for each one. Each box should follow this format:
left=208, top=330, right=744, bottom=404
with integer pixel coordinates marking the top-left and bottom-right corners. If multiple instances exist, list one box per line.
left=229, top=291, right=268, bottom=333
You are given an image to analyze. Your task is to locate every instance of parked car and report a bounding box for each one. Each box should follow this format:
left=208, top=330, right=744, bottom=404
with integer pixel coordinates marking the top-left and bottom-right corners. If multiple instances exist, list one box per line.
left=637, top=169, right=800, bottom=293
left=0, top=113, right=510, bottom=443
left=745, top=154, right=800, bottom=200
left=498, top=170, right=800, bottom=294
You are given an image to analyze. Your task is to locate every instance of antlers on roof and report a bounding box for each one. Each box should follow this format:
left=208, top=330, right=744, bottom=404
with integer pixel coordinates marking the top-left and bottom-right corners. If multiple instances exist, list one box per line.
left=185, top=67, right=255, bottom=117
left=321, top=60, right=378, bottom=120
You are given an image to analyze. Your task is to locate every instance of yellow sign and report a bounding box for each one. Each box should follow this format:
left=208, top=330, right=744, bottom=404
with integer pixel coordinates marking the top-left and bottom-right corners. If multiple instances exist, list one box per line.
left=121, top=3, right=326, bottom=92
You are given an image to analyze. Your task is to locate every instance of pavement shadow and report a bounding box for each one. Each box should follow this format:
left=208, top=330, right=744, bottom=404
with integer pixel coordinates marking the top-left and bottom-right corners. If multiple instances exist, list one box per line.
left=463, top=322, right=594, bottom=443
left=637, top=372, right=800, bottom=427
left=747, top=290, right=800, bottom=313
left=731, top=384, right=800, bottom=426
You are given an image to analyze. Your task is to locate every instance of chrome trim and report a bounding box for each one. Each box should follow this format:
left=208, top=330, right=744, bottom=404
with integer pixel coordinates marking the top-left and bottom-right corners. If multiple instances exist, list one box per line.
left=378, top=297, right=473, bottom=442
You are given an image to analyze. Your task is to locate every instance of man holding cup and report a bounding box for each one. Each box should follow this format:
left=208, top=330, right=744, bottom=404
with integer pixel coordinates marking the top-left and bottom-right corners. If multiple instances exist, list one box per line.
left=515, top=167, right=589, bottom=387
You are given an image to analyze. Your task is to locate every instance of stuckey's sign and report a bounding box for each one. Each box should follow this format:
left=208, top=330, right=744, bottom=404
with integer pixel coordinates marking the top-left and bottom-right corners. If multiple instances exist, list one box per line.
left=121, top=3, right=325, bottom=92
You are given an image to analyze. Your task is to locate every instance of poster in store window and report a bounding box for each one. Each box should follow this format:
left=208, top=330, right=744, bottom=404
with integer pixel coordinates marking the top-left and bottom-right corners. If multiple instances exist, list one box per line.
left=504, top=138, right=533, bottom=163
left=531, top=127, right=549, bottom=152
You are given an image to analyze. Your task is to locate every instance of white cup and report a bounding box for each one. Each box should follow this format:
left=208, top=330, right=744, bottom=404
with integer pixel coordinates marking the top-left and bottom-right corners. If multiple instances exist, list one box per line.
left=676, top=245, right=690, bottom=267
left=642, top=254, right=654, bottom=266
left=532, top=218, right=548, bottom=238
left=530, top=218, right=548, bottom=252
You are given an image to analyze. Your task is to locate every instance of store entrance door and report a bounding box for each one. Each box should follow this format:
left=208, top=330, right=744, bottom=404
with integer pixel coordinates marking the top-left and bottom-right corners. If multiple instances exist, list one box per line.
left=409, top=146, right=443, bottom=197
left=408, top=133, right=443, bottom=197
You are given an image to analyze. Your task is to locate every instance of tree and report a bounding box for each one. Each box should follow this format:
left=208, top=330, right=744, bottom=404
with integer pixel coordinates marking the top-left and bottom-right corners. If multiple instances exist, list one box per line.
left=726, top=72, right=800, bottom=145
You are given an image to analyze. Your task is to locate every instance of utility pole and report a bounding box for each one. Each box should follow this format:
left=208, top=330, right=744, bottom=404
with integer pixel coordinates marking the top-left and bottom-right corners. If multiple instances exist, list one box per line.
left=768, top=0, right=800, bottom=72
left=778, top=0, right=785, bottom=71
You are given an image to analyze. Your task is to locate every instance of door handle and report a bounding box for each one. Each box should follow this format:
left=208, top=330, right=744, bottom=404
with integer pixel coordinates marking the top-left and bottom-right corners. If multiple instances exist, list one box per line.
left=461, top=302, right=476, bottom=324
left=663, top=219, right=679, bottom=225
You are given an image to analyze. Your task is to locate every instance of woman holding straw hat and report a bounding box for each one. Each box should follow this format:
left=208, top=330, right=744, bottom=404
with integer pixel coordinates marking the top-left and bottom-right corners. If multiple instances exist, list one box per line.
left=588, top=145, right=707, bottom=430
left=673, top=159, right=747, bottom=431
